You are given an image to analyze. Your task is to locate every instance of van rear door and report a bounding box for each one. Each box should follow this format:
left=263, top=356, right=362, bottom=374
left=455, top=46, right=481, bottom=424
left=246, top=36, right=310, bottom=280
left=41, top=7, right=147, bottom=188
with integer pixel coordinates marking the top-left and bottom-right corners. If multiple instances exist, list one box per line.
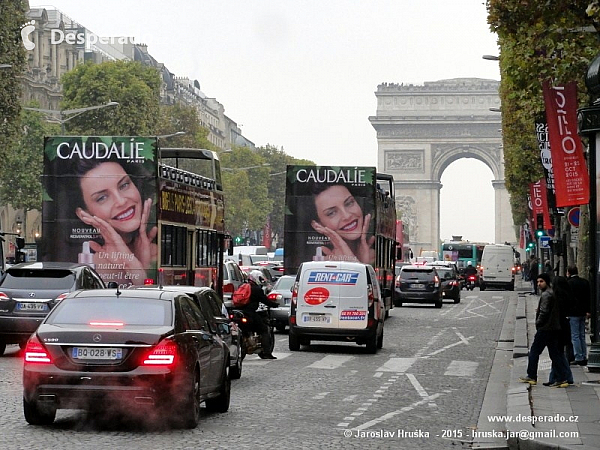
left=296, top=263, right=366, bottom=329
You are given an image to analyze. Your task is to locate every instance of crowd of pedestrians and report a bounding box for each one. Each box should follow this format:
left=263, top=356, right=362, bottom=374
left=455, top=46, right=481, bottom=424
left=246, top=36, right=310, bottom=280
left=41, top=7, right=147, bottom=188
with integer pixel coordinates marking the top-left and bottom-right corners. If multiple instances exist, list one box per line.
left=519, top=264, right=591, bottom=388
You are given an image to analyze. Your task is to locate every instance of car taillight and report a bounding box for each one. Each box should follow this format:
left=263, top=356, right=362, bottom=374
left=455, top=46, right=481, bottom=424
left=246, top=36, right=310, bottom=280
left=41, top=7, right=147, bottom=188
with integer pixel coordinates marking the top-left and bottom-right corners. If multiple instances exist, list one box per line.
left=144, top=278, right=155, bottom=285
left=223, top=283, right=234, bottom=294
left=367, top=284, right=374, bottom=307
left=291, top=281, right=298, bottom=306
left=24, top=335, right=52, bottom=364
left=0, top=291, right=10, bottom=301
left=142, top=339, right=177, bottom=366
left=268, top=292, right=282, bottom=301
left=434, top=275, right=440, bottom=287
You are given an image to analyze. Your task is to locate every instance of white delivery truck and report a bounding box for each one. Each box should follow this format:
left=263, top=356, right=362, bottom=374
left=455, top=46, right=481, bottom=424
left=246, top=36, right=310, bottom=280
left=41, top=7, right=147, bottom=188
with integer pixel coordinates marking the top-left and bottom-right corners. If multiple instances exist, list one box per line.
left=479, top=244, right=515, bottom=291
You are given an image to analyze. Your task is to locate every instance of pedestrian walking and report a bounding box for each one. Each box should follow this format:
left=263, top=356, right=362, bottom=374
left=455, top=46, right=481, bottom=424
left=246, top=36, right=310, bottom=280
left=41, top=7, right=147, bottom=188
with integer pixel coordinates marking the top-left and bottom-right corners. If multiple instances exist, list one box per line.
left=522, top=259, right=530, bottom=281
left=529, top=256, right=539, bottom=294
left=544, top=276, right=573, bottom=386
left=566, top=265, right=591, bottom=366
left=519, top=273, right=570, bottom=387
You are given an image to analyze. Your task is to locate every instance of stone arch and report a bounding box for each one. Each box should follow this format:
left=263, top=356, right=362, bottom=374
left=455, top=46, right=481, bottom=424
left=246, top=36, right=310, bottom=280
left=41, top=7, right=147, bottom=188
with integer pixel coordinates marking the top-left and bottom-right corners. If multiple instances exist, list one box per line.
left=369, top=78, right=515, bottom=250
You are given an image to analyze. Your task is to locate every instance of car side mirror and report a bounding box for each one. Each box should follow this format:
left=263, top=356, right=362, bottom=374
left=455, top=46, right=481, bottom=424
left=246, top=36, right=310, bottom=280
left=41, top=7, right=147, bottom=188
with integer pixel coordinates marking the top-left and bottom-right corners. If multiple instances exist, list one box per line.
left=107, top=282, right=118, bottom=289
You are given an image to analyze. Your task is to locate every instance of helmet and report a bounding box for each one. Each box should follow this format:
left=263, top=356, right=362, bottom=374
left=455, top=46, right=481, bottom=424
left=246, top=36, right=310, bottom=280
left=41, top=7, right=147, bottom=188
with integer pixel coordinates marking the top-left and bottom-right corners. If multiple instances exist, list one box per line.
left=467, top=262, right=473, bottom=267
left=248, top=270, right=265, bottom=285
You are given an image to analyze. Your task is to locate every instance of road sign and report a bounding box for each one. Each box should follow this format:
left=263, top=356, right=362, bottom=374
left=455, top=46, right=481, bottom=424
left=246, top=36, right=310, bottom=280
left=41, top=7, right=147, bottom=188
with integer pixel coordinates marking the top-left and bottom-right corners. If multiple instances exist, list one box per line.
left=539, top=236, right=551, bottom=248
left=568, top=207, right=580, bottom=227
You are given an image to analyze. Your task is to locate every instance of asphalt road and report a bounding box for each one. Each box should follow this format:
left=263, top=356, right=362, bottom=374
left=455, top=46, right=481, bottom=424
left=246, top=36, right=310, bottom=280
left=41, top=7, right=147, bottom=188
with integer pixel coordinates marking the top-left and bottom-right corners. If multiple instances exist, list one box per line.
left=0, top=288, right=514, bottom=450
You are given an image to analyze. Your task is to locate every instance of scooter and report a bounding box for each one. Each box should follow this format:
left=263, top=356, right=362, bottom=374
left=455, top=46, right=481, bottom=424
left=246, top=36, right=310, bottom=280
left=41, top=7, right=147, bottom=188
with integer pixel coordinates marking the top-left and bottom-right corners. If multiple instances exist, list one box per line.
left=228, top=306, right=275, bottom=359
left=466, top=274, right=478, bottom=291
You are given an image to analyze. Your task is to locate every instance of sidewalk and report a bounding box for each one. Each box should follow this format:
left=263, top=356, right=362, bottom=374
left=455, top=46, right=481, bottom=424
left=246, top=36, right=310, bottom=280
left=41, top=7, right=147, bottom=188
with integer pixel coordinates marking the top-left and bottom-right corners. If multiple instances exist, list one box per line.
left=506, top=279, right=600, bottom=450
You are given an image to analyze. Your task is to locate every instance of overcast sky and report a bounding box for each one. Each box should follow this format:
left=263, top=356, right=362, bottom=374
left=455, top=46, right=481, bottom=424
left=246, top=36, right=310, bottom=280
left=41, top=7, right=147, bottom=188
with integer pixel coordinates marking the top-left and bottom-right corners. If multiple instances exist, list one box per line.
left=33, top=0, right=501, bottom=244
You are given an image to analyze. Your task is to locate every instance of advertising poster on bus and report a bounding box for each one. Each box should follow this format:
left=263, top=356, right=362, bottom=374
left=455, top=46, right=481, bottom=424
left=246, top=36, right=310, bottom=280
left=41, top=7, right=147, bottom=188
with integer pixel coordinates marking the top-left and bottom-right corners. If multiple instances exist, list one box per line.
left=42, top=136, right=159, bottom=287
left=284, top=165, right=376, bottom=274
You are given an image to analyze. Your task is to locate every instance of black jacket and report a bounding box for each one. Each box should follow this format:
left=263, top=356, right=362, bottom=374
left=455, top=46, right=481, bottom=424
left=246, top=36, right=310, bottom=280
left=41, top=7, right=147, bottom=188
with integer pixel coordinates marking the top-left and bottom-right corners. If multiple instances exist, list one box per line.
left=566, top=275, right=591, bottom=317
left=242, top=282, right=279, bottom=313
left=535, top=288, right=561, bottom=331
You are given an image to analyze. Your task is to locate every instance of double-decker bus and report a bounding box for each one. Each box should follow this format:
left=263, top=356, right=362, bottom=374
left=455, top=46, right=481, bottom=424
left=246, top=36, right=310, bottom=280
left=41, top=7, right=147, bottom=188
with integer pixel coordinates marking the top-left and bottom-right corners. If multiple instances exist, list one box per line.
left=440, top=240, right=486, bottom=270
left=41, top=136, right=226, bottom=295
left=284, top=165, right=396, bottom=315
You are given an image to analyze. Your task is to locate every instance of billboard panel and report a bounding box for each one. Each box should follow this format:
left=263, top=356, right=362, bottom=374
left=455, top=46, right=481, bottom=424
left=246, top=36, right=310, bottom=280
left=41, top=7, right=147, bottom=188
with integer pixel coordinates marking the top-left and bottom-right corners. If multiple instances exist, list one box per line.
left=42, top=136, right=158, bottom=287
left=284, top=166, right=376, bottom=274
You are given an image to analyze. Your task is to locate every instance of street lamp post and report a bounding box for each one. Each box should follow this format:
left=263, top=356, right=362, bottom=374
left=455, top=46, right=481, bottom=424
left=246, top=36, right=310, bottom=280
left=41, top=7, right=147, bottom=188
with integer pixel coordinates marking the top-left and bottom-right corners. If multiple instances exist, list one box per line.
left=23, top=101, right=119, bottom=133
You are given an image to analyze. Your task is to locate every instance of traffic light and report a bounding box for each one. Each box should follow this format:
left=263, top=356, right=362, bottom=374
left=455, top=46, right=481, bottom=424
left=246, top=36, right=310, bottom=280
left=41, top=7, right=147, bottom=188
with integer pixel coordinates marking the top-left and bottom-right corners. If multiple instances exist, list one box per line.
left=527, top=241, right=535, bottom=249
left=535, top=229, right=545, bottom=238
left=234, top=236, right=243, bottom=245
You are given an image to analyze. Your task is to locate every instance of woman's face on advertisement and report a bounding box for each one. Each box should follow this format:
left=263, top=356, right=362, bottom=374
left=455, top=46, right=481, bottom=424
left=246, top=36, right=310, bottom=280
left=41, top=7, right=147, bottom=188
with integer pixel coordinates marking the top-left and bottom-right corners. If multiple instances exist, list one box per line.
left=79, top=162, right=142, bottom=234
left=315, top=185, right=363, bottom=241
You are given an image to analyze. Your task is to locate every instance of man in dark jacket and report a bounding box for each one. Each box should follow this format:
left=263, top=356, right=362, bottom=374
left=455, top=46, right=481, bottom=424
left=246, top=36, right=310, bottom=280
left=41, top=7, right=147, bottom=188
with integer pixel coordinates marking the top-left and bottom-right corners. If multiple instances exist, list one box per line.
left=566, top=265, right=591, bottom=366
left=519, top=273, right=570, bottom=387
left=528, top=256, right=539, bottom=294
left=242, top=270, right=279, bottom=359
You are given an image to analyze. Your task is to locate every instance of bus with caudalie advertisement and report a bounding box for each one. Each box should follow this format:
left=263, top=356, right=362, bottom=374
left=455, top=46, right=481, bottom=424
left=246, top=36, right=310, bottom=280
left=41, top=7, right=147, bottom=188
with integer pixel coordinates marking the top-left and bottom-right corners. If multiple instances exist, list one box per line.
left=284, top=165, right=397, bottom=316
left=41, top=136, right=227, bottom=295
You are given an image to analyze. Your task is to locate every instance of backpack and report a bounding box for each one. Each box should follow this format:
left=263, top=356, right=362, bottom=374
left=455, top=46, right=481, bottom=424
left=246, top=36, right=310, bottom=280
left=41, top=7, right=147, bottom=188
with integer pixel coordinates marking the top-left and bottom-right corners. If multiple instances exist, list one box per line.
left=232, top=283, right=252, bottom=307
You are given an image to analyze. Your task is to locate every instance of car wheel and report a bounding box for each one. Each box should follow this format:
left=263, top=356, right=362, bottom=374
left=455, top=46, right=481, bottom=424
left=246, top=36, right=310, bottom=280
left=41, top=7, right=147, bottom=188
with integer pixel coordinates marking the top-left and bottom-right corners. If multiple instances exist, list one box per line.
left=480, top=283, right=486, bottom=291
left=180, top=367, right=201, bottom=429
left=376, top=328, right=384, bottom=349
left=230, top=353, right=243, bottom=380
left=0, top=343, right=6, bottom=356
left=205, top=364, right=230, bottom=413
left=23, top=396, right=56, bottom=426
left=276, top=324, right=286, bottom=333
left=19, top=341, right=27, bottom=350
left=454, top=293, right=460, bottom=304
left=365, top=332, right=378, bottom=354
left=289, top=332, right=300, bottom=351
left=435, top=298, right=443, bottom=309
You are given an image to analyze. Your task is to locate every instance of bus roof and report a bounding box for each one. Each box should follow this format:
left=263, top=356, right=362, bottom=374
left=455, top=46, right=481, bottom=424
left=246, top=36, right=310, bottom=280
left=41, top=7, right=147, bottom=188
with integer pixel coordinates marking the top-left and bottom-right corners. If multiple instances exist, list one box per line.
left=160, top=148, right=217, bottom=160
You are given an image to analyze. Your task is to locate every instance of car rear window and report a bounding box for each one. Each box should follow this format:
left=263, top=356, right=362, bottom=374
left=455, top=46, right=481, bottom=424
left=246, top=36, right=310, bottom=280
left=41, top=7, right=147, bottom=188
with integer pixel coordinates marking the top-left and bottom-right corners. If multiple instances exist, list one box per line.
left=0, top=269, right=76, bottom=290
left=401, top=268, right=435, bottom=281
left=274, top=276, right=295, bottom=291
left=436, top=268, right=453, bottom=279
left=47, top=297, right=172, bottom=326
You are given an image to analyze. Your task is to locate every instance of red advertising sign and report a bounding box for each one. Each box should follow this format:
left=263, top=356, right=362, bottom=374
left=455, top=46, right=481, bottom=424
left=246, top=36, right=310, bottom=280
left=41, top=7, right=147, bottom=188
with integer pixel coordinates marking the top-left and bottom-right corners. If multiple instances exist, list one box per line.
left=542, top=81, right=590, bottom=207
left=529, top=179, right=551, bottom=229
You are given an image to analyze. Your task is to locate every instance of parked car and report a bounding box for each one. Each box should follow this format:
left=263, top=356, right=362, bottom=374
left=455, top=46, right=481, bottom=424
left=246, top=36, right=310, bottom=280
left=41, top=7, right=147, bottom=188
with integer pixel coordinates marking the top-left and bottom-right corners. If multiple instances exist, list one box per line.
left=22, top=288, right=230, bottom=428
left=395, top=265, right=443, bottom=308
left=129, top=285, right=243, bottom=379
left=222, top=260, right=246, bottom=308
left=0, top=262, right=106, bottom=356
left=266, top=275, right=295, bottom=332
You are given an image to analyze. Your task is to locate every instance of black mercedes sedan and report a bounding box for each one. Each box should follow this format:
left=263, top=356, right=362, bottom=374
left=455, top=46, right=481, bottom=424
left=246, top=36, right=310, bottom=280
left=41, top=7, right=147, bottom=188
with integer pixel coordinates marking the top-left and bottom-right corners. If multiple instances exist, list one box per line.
left=22, top=288, right=230, bottom=428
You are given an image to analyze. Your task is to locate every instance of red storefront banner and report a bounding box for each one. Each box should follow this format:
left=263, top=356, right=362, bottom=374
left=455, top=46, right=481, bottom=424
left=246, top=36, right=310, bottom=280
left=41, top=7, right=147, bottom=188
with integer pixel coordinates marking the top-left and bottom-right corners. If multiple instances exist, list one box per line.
left=530, top=179, right=551, bottom=230
left=542, top=81, right=590, bottom=207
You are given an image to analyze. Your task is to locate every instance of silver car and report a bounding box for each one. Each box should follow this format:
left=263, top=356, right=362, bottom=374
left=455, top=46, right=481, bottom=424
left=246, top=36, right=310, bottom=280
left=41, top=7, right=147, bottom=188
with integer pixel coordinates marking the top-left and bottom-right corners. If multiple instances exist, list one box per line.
left=266, top=275, right=295, bottom=332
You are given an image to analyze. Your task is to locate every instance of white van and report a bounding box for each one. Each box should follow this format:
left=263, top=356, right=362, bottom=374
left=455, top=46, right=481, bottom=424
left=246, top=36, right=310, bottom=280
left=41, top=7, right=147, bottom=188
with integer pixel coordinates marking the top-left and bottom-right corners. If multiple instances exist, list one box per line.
left=479, top=244, right=515, bottom=291
left=288, top=261, right=385, bottom=353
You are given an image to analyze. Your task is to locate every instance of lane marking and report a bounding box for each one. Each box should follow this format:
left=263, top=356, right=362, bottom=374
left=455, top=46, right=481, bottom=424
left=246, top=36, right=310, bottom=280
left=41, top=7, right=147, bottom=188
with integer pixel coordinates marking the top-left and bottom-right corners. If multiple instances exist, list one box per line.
left=406, top=373, right=437, bottom=408
left=312, top=392, right=329, bottom=400
left=444, top=360, right=479, bottom=377
left=308, top=355, right=353, bottom=369
left=426, top=336, right=474, bottom=356
left=376, top=357, right=416, bottom=372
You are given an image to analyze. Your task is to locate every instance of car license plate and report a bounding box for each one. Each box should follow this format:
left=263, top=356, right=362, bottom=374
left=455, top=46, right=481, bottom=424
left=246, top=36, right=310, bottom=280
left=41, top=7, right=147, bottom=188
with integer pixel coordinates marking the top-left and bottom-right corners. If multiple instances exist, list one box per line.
left=72, top=347, right=123, bottom=360
left=303, top=315, right=331, bottom=324
left=411, top=283, right=425, bottom=289
left=16, top=302, right=48, bottom=312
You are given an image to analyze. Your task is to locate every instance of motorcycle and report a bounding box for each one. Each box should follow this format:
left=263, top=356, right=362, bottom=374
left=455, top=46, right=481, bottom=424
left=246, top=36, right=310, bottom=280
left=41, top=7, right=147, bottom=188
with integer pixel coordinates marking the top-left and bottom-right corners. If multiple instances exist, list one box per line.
left=466, top=274, right=478, bottom=291
left=228, top=306, right=275, bottom=359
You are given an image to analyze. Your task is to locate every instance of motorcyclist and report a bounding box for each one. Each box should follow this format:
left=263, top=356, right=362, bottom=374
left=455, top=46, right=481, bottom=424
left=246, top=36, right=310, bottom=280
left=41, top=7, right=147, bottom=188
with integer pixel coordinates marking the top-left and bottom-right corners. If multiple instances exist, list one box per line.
left=464, top=262, right=478, bottom=277
left=242, top=270, right=279, bottom=359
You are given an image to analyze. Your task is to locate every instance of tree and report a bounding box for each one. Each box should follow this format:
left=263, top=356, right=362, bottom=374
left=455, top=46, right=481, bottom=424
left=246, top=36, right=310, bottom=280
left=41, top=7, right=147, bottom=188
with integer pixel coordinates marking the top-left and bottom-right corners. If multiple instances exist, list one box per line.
left=59, top=60, right=161, bottom=135
left=487, top=0, right=598, bottom=226
left=156, top=103, right=216, bottom=150
left=0, top=0, right=27, bottom=198
left=255, top=145, right=314, bottom=245
left=0, top=105, right=60, bottom=213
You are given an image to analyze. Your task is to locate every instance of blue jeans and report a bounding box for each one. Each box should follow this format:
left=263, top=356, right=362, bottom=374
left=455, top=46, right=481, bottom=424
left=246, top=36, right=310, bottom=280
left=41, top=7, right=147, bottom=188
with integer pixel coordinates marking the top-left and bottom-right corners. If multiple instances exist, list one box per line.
left=569, top=316, right=587, bottom=361
left=527, top=330, right=569, bottom=382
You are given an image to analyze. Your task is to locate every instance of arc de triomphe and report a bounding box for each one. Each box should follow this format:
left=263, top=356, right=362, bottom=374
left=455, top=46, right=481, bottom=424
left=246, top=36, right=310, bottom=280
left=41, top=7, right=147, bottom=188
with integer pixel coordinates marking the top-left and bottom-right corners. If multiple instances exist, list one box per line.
left=369, top=78, right=515, bottom=251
